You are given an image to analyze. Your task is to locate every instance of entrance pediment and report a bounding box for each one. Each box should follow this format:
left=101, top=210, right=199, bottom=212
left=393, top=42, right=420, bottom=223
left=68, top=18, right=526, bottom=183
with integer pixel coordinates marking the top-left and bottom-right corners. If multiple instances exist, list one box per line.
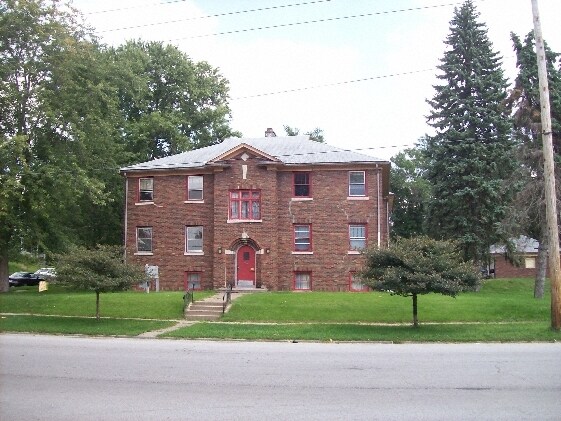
left=208, top=143, right=280, bottom=163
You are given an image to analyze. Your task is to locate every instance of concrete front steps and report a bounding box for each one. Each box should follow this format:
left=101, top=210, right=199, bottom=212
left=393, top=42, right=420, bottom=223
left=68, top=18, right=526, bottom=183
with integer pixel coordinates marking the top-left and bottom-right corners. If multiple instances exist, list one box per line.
left=184, top=295, right=225, bottom=321
left=184, top=287, right=267, bottom=321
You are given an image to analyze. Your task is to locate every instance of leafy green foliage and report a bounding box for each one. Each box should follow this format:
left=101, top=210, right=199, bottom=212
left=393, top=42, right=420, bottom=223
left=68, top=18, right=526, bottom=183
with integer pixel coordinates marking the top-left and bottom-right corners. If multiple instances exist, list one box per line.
left=389, top=145, right=431, bottom=238
left=0, top=0, right=98, bottom=290
left=361, top=236, right=480, bottom=297
left=55, top=245, right=146, bottom=293
left=361, top=236, right=480, bottom=326
left=111, top=40, right=241, bottom=162
left=55, top=245, right=147, bottom=318
left=0, top=1, right=240, bottom=290
left=283, top=125, right=325, bottom=142
left=424, top=0, right=517, bottom=263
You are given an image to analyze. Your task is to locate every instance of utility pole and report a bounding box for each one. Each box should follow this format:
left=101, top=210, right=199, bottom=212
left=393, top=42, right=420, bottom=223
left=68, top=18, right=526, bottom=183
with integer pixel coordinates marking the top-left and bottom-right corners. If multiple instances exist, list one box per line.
left=531, top=0, right=561, bottom=330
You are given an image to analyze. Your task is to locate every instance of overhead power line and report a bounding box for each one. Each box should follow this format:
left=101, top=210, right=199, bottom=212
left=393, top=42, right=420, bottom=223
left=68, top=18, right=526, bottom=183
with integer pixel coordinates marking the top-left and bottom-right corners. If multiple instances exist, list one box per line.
left=231, top=51, right=515, bottom=100
left=168, top=3, right=461, bottom=41
left=231, top=68, right=435, bottom=100
left=86, top=0, right=188, bottom=15
left=99, top=0, right=333, bottom=33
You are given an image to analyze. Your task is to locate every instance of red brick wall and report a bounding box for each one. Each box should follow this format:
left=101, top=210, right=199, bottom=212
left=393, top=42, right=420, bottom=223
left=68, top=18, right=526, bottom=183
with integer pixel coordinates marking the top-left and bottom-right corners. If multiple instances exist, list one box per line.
left=491, top=254, right=559, bottom=279
left=124, top=154, right=390, bottom=291
left=125, top=173, right=216, bottom=290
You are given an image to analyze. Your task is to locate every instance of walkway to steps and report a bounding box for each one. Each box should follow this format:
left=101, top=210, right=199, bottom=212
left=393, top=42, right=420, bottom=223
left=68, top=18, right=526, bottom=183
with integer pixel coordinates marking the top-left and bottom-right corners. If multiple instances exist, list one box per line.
left=184, top=289, right=261, bottom=321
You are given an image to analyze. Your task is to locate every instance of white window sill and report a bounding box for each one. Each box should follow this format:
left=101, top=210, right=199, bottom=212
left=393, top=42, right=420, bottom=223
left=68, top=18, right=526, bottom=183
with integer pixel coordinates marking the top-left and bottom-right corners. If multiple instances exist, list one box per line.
left=134, top=252, right=153, bottom=256
left=347, top=196, right=369, bottom=201
left=347, top=251, right=362, bottom=255
left=291, top=197, right=313, bottom=201
left=292, top=251, right=313, bottom=255
left=184, top=200, right=204, bottom=204
left=135, top=201, right=154, bottom=206
left=227, top=219, right=263, bottom=223
left=184, top=252, right=204, bottom=256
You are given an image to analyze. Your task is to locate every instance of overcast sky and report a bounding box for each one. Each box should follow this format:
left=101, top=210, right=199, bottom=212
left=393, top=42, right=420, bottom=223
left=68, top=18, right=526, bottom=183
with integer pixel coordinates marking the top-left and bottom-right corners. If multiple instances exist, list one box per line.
left=72, top=0, right=561, bottom=160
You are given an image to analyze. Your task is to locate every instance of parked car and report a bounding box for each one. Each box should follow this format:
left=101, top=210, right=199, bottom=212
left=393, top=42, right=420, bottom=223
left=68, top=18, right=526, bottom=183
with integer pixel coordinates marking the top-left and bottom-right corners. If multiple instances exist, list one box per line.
left=34, top=267, right=56, bottom=280
left=9, top=272, right=41, bottom=287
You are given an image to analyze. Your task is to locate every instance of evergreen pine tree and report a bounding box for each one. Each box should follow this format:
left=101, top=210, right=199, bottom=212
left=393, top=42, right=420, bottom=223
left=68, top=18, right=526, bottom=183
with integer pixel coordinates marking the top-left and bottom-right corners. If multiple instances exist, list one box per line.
left=424, top=0, right=516, bottom=263
left=506, top=32, right=561, bottom=297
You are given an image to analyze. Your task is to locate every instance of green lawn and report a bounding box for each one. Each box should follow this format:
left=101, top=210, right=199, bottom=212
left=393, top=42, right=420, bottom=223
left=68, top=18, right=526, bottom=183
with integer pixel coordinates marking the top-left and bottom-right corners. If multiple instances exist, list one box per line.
left=0, top=285, right=214, bottom=319
left=220, top=279, right=551, bottom=323
left=0, top=315, right=174, bottom=336
left=164, top=321, right=560, bottom=342
left=1, top=279, right=560, bottom=341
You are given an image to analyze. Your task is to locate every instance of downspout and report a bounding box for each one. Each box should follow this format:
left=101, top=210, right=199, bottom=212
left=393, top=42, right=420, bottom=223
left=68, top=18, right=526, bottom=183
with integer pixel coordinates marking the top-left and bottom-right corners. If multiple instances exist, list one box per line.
left=377, top=168, right=381, bottom=248
left=386, top=200, right=389, bottom=246
left=124, top=175, right=128, bottom=262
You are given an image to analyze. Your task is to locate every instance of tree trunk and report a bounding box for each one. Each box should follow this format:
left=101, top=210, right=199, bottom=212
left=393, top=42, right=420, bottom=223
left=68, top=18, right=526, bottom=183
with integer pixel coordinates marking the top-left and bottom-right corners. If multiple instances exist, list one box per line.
left=535, top=238, right=548, bottom=299
left=412, top=294, right=419, bottom=328
left=95, top=291, right=100, bottom=320
left=0, top=247, right=9, bottom=293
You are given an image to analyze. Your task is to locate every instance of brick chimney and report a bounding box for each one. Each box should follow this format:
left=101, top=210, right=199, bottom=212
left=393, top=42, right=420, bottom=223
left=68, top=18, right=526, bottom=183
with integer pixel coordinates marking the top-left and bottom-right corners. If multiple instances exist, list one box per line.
left=265, top=128, right=276, bottom=137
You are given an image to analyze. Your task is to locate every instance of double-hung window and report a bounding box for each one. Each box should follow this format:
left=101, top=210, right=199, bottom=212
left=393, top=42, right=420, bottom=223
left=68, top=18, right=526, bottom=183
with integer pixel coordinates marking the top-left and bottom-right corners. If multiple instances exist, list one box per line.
left=349, top=224, right=366, bottom=251
left=348, top=171, right=365, bottom=196
left=294, top=224, right=312, bottom=251
left=185, top=226, right=203, bottom=253
left=294, top=271, right=311, bottom=290
left=136, top=227, right=153, bottom=253
left=229, top=190, right=261, bottom=220
left=187, top=175, right=203, bottom=201
left=293, top=172, right=311, bottom=197
left=139, top=178, right=154, bottom=201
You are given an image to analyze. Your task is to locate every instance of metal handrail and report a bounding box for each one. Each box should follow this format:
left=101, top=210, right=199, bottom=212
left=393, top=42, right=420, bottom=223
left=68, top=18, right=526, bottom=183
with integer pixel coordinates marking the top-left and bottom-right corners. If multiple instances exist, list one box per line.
left=222, top=283, right=233, bottom=314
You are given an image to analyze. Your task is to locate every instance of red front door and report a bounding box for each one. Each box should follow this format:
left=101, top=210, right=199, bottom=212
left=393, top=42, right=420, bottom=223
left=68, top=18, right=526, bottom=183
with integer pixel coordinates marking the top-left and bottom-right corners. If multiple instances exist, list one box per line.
left=237, top=245, right=256, bottom=286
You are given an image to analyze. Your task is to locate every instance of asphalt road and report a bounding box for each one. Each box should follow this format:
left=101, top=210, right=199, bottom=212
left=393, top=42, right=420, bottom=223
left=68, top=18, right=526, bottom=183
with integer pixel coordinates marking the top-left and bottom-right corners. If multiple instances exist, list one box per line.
left=1, top=334, right=560, bottom=421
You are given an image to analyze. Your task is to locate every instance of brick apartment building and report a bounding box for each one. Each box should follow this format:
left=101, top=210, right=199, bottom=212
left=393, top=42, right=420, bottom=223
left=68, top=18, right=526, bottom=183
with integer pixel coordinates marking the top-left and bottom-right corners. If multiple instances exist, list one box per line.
left=120, top=131, right=392, bottom=291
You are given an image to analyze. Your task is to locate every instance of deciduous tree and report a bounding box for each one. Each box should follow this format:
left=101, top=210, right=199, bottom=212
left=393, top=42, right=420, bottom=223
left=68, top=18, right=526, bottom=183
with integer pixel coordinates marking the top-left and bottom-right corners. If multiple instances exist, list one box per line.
left=361, top=236, right=480, bottom=327
left=0, top=0, right=102, bottom=291
left=389, top=144, right=431, bottom=238
left=110, top=40, right=240, bottom=162
left=283, top=125, right=325, bottom=142
left=55, top=245, right=147, bottom=319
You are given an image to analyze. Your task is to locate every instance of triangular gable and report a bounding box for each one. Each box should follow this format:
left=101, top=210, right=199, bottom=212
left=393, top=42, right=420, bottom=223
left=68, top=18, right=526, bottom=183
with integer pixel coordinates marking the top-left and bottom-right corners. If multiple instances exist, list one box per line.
left=208, top=143, right=281, bottom=163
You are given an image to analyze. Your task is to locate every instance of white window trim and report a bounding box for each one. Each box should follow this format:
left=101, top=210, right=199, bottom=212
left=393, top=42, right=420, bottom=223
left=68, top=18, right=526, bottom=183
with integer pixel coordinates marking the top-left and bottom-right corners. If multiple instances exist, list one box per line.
left=227, top=219, right=263, bottom=224
left=348, top=171, right=366, bottom=197
left=187, top=175, right=204, bottom=201
left=349, top=224, right=367, bottom=251
left=291, top=197, right=313, bottom=202
left=292, top=251, right=314, bottom=255
left=347, top=196, right=370, bottom=201
left=139, top=177, right=154, bottom=202
left=185, top=226, right=203, bottom=254
left=135, top=201, right=155, bottom=206
left=184, top=200, right=205, bottom=204
left=136, top=227, right=153, bottom=254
